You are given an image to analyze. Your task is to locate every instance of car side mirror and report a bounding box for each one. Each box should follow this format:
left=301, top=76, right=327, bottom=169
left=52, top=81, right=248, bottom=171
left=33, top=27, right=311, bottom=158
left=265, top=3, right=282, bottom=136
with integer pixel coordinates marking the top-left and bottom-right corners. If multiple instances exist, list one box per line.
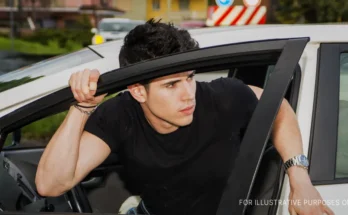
left=91, top=28, right=98, bottom=34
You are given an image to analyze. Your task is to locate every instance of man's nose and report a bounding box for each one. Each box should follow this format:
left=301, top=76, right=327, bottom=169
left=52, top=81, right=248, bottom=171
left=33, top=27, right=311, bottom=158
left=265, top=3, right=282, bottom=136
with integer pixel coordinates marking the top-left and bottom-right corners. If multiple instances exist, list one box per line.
left=181, top=82, right=194, bottom=100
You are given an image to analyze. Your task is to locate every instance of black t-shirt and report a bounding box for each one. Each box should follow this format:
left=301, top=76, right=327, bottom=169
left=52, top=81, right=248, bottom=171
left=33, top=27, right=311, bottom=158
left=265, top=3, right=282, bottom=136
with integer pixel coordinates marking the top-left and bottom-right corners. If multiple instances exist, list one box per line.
left=84, top=77, right=258, bottom=215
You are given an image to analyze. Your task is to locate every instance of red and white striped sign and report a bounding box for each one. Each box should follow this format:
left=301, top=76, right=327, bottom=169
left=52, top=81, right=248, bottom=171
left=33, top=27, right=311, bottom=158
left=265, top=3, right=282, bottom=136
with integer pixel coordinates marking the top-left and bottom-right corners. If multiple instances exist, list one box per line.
left=206, top=6, right=267, bottom=26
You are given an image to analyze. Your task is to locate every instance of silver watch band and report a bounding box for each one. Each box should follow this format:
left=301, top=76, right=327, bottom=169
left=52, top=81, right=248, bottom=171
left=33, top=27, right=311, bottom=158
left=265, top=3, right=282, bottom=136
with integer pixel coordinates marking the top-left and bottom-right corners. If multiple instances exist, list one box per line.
left=284, top=155, right=308, bottom=171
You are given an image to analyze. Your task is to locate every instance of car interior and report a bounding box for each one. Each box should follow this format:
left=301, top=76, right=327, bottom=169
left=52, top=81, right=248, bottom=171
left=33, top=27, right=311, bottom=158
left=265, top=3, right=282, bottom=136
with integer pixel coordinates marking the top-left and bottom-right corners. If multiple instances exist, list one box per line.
left=0, top=61, right=301, bottom=215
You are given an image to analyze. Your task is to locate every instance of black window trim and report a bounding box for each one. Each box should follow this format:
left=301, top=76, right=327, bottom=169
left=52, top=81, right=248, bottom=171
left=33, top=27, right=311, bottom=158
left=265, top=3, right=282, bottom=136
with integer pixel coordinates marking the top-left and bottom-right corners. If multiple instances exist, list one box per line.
left=309, top=43, right=348, bottom=185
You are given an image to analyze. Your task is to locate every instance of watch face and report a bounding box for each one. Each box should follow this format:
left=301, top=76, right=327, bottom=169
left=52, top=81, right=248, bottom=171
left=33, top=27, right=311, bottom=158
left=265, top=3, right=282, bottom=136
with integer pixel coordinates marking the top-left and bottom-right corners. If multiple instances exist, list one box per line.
left=299, top=155, right=309, bottom=167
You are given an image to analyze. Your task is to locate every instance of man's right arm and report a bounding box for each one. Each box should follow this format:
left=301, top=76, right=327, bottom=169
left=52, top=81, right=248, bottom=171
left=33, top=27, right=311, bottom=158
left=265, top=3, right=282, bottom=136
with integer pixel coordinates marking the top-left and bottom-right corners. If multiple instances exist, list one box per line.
left=35, top=69, right=109, bottom=197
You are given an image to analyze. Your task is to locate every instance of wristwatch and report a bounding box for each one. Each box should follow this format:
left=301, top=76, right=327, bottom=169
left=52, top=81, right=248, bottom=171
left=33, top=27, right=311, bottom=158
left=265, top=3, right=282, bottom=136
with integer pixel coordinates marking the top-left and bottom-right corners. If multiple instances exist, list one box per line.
left=284, top=154, right=309, bottom=171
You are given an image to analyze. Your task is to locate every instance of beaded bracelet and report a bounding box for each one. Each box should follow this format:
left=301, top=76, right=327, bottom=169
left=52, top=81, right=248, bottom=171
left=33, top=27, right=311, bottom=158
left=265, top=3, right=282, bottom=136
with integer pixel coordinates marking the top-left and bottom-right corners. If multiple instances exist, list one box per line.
left=75, top=103, right=97, bottom=108
left=73, top=104, right=97, bottom=116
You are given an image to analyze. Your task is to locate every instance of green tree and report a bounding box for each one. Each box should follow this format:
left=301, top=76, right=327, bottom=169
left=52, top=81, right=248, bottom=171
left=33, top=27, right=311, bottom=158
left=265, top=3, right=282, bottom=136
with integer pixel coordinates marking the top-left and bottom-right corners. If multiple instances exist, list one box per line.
left=275, top=0, right=348, bottom=24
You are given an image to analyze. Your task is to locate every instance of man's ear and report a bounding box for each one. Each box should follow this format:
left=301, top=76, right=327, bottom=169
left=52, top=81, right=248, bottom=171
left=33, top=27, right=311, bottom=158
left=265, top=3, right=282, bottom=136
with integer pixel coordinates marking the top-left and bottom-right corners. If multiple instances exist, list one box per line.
left=127, top=84, right=147, bottom=103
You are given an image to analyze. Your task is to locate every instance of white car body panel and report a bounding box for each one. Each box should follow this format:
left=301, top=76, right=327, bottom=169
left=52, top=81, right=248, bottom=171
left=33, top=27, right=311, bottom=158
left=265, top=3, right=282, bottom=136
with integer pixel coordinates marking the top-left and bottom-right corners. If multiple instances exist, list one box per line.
left=1, top=24, right=348, bottom=214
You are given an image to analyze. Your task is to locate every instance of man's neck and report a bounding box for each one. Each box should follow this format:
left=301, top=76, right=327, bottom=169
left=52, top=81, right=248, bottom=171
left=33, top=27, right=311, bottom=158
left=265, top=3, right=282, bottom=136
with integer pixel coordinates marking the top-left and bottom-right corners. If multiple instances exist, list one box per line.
left=141, top=103, right=179, bottom=134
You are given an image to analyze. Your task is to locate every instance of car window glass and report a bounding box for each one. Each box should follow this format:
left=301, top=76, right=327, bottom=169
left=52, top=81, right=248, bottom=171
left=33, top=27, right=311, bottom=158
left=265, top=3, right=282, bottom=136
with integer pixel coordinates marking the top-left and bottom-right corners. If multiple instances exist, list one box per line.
left=0, top=48, right=102, bottom=93
left=335, top=53, right=348, bottom=178
left=3, top=93, right=117, bottom=149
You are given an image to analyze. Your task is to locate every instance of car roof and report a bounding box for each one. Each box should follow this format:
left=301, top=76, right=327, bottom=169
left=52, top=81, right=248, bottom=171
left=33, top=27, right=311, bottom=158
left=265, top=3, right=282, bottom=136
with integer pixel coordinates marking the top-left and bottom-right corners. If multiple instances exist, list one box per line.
left=1, top=24, right=348, bottom=117
left=91, top=24, right=348, bottom=58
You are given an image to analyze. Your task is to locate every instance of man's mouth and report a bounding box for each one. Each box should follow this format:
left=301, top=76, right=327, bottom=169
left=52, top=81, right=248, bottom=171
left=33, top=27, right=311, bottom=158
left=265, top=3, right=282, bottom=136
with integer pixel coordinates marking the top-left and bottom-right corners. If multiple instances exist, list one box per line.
left=180, top=105, right=195, bottom=115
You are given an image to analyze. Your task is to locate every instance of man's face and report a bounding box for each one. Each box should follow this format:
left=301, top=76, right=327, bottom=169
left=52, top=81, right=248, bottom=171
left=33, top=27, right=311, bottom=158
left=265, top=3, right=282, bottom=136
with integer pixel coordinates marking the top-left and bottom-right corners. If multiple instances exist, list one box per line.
left=144, top=71, right=196, bottom=127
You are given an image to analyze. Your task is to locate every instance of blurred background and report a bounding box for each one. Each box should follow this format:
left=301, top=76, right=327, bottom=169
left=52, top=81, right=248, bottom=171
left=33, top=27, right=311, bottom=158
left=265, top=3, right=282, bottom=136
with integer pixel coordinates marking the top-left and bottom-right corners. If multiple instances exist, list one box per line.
left=0, top=0, right=348, bottom=75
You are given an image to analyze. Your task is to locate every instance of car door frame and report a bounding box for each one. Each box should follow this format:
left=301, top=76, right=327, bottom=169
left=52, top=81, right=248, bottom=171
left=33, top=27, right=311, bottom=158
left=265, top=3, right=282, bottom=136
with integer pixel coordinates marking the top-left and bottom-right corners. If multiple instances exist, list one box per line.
left=309, top=43, right=348, bottom=185
left=0, top=38, right=308, bottom=215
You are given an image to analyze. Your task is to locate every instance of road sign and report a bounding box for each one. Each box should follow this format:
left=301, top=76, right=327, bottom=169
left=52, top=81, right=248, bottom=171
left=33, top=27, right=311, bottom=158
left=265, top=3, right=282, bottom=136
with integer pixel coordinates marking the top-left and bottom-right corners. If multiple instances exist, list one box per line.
left=215, top=0, right=234, bottom=7
left=206, top=5, right=267, bottom=26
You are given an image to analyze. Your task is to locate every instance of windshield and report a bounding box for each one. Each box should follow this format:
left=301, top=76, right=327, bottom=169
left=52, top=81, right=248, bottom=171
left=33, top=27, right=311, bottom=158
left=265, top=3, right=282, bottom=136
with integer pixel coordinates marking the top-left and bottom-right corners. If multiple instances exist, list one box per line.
left=98, top=21, right=143, bottom=32
left=0, top=48, right=102, bottom=93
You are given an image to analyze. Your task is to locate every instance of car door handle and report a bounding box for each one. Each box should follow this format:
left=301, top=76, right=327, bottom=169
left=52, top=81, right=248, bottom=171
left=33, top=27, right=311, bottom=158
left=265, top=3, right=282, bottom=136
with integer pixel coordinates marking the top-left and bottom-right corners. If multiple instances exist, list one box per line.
left=81, top=177, right=103, bottom=188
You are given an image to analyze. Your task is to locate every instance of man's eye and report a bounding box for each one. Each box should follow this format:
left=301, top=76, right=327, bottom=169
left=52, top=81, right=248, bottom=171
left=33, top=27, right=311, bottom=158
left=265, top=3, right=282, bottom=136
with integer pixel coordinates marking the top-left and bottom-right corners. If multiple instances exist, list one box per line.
left=166, top=83, right=174, bottom=88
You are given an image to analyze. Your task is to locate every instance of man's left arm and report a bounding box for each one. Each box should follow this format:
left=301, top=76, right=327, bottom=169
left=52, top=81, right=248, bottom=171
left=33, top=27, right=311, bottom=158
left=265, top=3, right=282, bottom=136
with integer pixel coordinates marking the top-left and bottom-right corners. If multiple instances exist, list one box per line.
left=248, top=85, right=334, bottom=215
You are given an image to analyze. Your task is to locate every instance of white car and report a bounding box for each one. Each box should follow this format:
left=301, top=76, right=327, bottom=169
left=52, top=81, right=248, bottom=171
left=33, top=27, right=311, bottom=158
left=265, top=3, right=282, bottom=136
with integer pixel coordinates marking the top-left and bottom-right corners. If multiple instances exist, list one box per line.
left=0, top=24, right=348, bottom=215
left=91, top=18, right=145, bottom=45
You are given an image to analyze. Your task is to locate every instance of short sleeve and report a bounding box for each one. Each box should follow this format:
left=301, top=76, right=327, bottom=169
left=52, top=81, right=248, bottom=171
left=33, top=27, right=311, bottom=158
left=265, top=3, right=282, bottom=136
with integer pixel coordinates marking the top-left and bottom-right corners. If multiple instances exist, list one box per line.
left=210, top=77, right=259, bottom=133
left=84, top=97, right=124, bottom=153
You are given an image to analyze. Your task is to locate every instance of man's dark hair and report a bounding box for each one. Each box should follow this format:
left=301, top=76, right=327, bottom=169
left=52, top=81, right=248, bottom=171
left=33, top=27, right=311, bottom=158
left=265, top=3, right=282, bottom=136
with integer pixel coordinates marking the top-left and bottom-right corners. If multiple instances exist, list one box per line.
left=119, top=18, right=199, bottom=68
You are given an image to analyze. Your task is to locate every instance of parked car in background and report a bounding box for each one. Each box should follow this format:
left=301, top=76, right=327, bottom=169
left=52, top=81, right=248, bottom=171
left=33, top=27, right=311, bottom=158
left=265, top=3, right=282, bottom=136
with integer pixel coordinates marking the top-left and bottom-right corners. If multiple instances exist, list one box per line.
left=179, top=20, right=206, bottom=29
left=91, top=18, right=145, bottom=45
left=0, top=25, right=348, bottom=215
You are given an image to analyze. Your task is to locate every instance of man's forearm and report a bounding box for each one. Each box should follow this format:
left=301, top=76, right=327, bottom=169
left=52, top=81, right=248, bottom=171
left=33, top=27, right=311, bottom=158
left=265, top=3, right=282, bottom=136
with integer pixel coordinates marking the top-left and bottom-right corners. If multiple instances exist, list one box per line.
left=272, top=99, right=303, bottom=162
left=248, top=85, right=312, bottom=189
left=272, top=99, right=312, bottom=187
left=36, top=106, right=89, bottom=196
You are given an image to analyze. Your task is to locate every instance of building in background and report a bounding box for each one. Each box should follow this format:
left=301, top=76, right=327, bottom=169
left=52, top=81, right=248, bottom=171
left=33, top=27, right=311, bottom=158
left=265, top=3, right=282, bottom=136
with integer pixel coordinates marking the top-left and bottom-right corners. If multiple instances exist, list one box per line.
left=147, top=0, right=208, bottom=26
left=113, top=0, right=146, bottom=21
left=0, top=0, right=279, bottom=35
left=0, top=0, right=124, bottom=31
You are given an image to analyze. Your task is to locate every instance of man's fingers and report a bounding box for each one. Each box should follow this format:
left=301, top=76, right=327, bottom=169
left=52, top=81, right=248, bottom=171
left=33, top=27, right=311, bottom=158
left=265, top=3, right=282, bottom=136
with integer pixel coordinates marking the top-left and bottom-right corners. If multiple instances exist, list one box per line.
left=81, top=69, right=91, bottom=94
left=82, top=70, right=94, bottom=100
left=89, top=69, right=100, bottom=82
left=70, top=73, right=79, bottom=102
left=322, top=204, right=335, bottom=215
left=76, top=72, right=86, bottom=102
left=89, top=69, right=100, bottom=90
left=89, top=82, right=97, bottom=91
left=69, top=69, right=105, bottom=104
left=89, top=69, right=100, bottom=92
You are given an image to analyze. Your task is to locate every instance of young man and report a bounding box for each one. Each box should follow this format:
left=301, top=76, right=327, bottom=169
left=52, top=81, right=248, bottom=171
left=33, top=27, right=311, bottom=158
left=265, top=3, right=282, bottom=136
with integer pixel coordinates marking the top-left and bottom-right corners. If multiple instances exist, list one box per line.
left=36, top=19, right=334, bottom=215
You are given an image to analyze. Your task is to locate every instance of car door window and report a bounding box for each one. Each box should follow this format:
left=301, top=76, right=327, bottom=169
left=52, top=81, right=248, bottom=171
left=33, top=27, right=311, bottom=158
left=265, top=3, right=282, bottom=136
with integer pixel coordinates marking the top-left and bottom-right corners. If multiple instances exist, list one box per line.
left=0, top=39, right=307, bottom=214
left=2, top=70, right=232, bottom=149
left=336, top=53, right=348, bottom=178
left=3, top=93, right=119, bottom=148
left=0, top=63, right=298, bottom=214
left=4, top=111, right=68, bottom=148
left=0, top=63, right=287, bottom=214
left=3, top=65, right=277, bottom=149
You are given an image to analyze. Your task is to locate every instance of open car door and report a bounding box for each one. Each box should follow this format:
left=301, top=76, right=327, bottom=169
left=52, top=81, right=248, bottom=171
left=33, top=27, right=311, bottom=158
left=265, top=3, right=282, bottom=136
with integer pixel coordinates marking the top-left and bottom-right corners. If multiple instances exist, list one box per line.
left=0, top=38, right=308, bottom=215
left=217, top=39, right=308, bottom=215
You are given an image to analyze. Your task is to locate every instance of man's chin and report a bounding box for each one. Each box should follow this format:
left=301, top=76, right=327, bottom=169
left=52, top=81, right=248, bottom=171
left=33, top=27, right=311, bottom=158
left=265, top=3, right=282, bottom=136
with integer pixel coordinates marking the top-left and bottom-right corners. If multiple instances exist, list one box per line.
left=175, top=116, right=194, bottom=127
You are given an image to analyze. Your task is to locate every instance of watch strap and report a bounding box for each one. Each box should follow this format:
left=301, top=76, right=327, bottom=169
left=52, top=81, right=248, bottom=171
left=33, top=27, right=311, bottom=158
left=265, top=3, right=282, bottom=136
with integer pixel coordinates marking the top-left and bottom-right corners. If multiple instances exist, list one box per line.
left=284, top=155, right=308, bottom=171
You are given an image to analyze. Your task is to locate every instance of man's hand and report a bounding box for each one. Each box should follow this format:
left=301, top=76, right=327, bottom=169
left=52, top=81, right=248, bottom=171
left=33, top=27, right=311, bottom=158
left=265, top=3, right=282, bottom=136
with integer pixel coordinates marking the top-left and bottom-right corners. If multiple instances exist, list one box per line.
left=288, top=167, right=335, bottom=215
left=69, top=69, right=107, bottom=106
